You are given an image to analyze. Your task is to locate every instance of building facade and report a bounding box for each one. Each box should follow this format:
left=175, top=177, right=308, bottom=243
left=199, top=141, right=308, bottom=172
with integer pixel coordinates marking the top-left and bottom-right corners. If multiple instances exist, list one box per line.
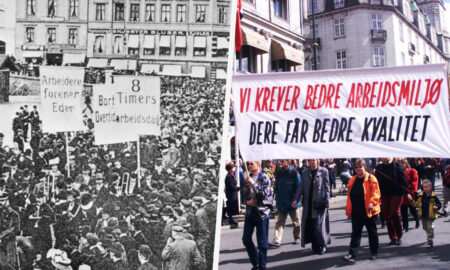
left=236, top=0, right=307, bottom=74
left=15, top=0, right=89, bottom=65
left=303, top=0, right=448, bottom=71
left=0, top=2, right=17, bottom=55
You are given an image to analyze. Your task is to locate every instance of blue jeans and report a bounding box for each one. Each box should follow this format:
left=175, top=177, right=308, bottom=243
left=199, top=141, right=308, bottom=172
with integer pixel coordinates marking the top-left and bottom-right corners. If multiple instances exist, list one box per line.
left=242, top=207, right=270, bottom=269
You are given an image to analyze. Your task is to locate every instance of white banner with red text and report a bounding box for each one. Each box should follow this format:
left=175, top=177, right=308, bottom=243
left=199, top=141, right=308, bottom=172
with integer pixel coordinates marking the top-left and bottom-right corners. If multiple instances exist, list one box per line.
left=93, top=76, right=161, bottom=145
left=40, top=66, right=86, bottom=133
left=232, top=64, right=450, bottom=160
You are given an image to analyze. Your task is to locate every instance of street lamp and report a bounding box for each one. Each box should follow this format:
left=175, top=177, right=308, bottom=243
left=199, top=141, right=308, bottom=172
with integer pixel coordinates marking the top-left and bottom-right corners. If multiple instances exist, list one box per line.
left=311, top=0, right=318, bottom=70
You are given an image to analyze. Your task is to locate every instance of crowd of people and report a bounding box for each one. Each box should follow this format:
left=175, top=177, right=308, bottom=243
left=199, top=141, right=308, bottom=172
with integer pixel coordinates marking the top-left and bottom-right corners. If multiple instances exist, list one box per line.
left=0, top=75, right=226, bottom=270
left=223, top=157, right=450, bottom=269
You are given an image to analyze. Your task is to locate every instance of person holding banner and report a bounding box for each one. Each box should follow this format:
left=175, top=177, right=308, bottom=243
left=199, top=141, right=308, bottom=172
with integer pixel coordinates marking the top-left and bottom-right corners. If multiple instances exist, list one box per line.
left=292, top=159, right=330, bottom=255
left=374, top=158, right=409, bottom=245
left=242, top=161, right=273, bottom=270
left=343, top=159, right=381, bottom=263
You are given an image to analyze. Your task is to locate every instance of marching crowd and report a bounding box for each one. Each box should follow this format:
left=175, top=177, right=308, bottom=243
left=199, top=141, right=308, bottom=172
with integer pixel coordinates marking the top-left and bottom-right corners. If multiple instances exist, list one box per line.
left=0, top=76, right=226, bottom=270
left=224, top=157, right=450, bottom=270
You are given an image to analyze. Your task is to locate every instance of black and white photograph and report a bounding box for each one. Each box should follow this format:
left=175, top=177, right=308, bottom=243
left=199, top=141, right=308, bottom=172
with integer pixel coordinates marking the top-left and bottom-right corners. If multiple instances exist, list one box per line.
left=0, top=0, right=231, bottom=269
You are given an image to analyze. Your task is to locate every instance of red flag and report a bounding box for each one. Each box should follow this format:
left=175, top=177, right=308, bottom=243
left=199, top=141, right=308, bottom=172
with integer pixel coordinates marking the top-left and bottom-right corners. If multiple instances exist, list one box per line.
left=235, top=0, right=243, bottom=52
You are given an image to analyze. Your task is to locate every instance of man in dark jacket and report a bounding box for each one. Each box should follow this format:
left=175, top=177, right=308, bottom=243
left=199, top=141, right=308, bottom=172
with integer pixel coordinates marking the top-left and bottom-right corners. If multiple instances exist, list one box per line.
left=225, top=162, right=239, bottom=228
left=269, top=160, right=301, bottom=248
left=374, top=158, right=409, bottom=245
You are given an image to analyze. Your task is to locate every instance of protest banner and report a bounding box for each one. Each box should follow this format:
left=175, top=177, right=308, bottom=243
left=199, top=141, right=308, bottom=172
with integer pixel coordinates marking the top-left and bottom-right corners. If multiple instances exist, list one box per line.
left=232, top=64, right=450, bottom=160
left=40, top=66, right=86, bottom=132
left=92, top=76, right=161, bottom=145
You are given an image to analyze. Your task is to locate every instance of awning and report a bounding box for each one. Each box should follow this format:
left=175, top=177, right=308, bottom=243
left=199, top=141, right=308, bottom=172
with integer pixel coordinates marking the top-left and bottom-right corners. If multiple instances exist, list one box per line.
left=22, top=50, right=44, bottom=58
left=160, top=35, right=171, bottom=47
left=87, top=58, right=109, bottom=68
left=194, top=36, right=207, bottom=48
left=190, top=66, right=206, bottom=78
left=161, top=64, right=182, bottom=76
left=175, top=36, right=187, bottom=48
left=241, top=27, right=270, bottom=54
left=62, top=53, right=86, bottom=66
left=140, top=63, right=159, bottom=74
left=271, top=40, right=302, bottom=65
left=110, top=59, right=137, bottom=70
left=128, top=35, right=140, bottom=48
left=216, top=68, right=227, bottom=80
left=143, top=35, right=155, bottom=49
left=217, top=37, right=229, bottom=49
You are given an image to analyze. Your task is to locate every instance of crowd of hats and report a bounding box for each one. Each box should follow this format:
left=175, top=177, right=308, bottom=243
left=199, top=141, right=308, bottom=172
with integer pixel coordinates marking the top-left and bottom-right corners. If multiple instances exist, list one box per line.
left=0, top=76, right=225, bottom=269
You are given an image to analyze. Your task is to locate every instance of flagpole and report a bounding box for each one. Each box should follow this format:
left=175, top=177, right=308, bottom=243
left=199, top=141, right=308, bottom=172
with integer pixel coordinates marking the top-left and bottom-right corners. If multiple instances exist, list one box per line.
left=65, top=132, right=70, bottom=178
left=136, top=137, right=141, bottom=189
left=230, top=97, right=241, bottom=210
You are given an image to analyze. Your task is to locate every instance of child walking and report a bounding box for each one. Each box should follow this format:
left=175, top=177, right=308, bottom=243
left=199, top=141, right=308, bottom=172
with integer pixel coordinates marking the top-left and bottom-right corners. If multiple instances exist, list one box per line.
left=411, top=179, right=441, bottom=247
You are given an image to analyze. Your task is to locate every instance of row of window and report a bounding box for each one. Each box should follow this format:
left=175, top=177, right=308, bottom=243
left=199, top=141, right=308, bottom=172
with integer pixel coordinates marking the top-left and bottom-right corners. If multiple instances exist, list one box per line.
left=25, top=27, right=79, bottom=45
left=310, top=14, right=383, bottom=38
left=93, top=35, right=210, bottom=57
left=308, top=48, right=385, bottom=70
left=27, top=0, right=79, bottom=17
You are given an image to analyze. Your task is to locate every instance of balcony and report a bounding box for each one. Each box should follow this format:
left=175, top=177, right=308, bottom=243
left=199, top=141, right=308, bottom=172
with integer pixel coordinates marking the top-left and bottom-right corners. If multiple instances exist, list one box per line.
left=409, top=42, right=416, bottom=54
left=371, top=29, right=387, bottom=41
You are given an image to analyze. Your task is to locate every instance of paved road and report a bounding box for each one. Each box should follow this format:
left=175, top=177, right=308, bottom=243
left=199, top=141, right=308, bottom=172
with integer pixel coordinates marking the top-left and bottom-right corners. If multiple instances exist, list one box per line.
left=219, top=183, right=450, bottom=270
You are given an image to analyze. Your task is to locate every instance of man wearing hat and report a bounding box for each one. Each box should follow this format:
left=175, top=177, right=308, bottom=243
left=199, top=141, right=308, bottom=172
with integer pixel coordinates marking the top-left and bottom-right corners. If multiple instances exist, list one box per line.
left=192, top=196, right=210, bottom=265
left=161, top=225, right=204, bottom=270
left=0, top=190, right=20, bottom=268
left=13, top=128, right=25, bottom=153
left=137, top=244, right=158, bottom=270
left=93, top=173, right=109, bottom=209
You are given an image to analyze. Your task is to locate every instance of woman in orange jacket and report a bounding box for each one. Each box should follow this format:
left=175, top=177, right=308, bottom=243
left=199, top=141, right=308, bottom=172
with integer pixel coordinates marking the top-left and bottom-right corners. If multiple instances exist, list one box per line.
left=343, top=159, right=381, bottom=264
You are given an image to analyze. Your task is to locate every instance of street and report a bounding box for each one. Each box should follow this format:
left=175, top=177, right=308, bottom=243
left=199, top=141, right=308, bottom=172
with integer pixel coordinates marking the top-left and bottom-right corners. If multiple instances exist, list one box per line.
left=219, top=182, right=450, bottom=270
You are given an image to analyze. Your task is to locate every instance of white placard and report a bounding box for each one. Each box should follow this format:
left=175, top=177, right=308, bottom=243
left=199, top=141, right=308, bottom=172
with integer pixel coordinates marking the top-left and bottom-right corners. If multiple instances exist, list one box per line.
left=93, top=76, right=161, bottom=144
left=40, top=66, right=86, bottom=132
left=232, top=64, right=450, bottom=160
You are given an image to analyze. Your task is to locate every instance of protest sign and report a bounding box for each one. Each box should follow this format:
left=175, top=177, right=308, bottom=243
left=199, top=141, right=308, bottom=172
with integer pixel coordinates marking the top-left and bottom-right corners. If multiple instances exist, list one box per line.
left=232, top=64, right=450, bottom=160
left=40, top=66, right=86, bottom=132
left=93, top=76, right=161, bottom=144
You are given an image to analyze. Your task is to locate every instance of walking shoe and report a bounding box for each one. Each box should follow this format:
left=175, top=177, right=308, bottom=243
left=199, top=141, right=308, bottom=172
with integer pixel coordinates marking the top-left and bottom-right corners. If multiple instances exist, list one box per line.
left=388, top=239, right=397, bottom=245
left=370, top=254, right=377, bottom=260
left=415, top=221, right=420, bottom=229
left=427, top=241, right=433, bottom=248
left=268, top=241, right=280, bottom=248
left=293, top=238, right=300, bottom=245
left=230, top=223, right=238, bottom=229
left=318, top=246, right=327, bottom=255
left=403, top=228, right=409, bottom=232
left=396, top=238, right=402, bottom=246
left=343, top=254, right=356, bottom=264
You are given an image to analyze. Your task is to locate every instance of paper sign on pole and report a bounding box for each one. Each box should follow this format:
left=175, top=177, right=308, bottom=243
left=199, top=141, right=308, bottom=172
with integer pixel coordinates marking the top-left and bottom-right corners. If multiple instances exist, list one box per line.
left=232, top=64, right=450, bottom=160
left=93, top=76, right=161, bottom=145
left=40, top=66, right=86, bottom=132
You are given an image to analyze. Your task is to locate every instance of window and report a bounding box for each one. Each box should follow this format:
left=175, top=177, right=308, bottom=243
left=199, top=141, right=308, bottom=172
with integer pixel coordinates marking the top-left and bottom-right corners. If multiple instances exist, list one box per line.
left=218, top=6, right=227, bottom=24
left=27, top=0, right=36, bottom=16
left=373, top=47, right=385, bottom=66
left=334, top=0, right=344, bottom=8
left=94, top=35, right=105, bottom=53
left=47, top=28, right=56, bottom=44
left=272, top=59, right=292, bottom=72
left=273, top=0, right=287, bottom=19
left=144, top=49, right=154, bottom=55
left=114, top=36, right=124, bottom=54
left=0, top=41, right=5, bottom=55
left=69, top=0, right=79, bottom=17
left=371, top=14, right=382, bottom=30
left=177, top=5, right=186, bottom=23
left=159, top=35, right=171, bottom=56
left=96, top=4, right=105, bottom=21
left=334, top=18, right=345, bottom=38
left=309, top=0, right=318, bottom=12
left=48, top=0, right=57, bottom=17
left=336, top=50, right=347, bottom=69
left=68, top=28, right=78, bottom=45
left=115, top=3, right=125, bottom=21
left=236, top=46, right=256, bottom=73
left=145, top=4, right=155, bottom=22
left=399, top=21, right=404, bottom=41
left=26, top=27, right=35, bottom=43
left=128, top=48, right=139, bottom=55
left=193, top=36, right=206, bottom=56
left=130, top=4, right=140, bottom=21
left=196, top=5, right=206, bottom=23
left=161, top=4, right=171, bottom=22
